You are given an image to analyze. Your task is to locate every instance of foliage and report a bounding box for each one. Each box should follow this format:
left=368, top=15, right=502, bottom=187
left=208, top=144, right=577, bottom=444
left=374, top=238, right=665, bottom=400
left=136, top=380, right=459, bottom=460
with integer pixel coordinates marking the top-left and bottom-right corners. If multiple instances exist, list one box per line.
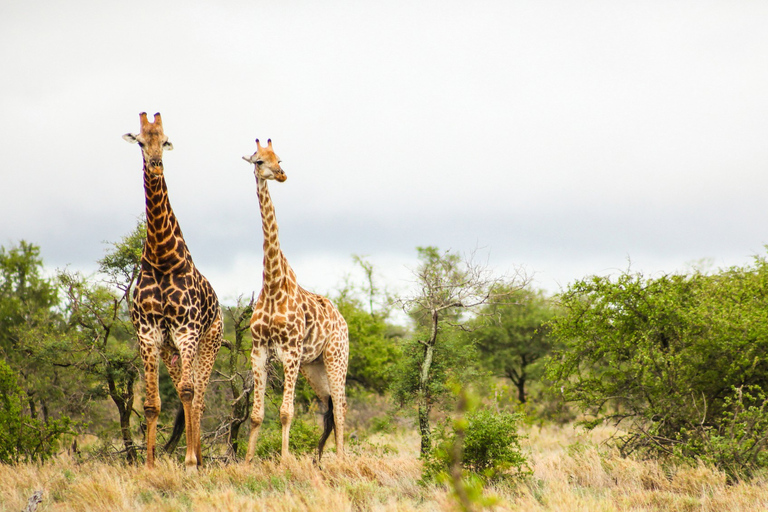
left=390, top=329, right=482, bottom=411
left=460, top=410, right=529, bottom=477
left=423, top=388, right=530, bottom=511
left=0, top=241, right=65, bottom=423
left=333, top=256, right=401, bottom=394
left=393, top=246, right=520, bottom=456
left=471, top=286, right=558, bottom=403
left=253, top=416, right=322, bottom=460
left=672, top=386, right=768, bottom=481
left=335, top=292, right=401, bottom=394
left=53, top=219, right=145, bottom=463
left=0, top=241, right=59, bottom=355
left=425, top=408, right=530, bottom=483
left=0, top=358, right=74, bottom=464
left=98, top=219, right=146, bottom=297
left=546, top=258, right=768, bottom=475
left=208, top=296, right=255, bottom=460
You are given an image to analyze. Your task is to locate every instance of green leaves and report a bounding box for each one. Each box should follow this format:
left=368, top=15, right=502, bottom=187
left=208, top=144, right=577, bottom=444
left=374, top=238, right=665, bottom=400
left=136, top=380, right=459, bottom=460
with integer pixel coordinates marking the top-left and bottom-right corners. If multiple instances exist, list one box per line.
left=547, top=257, right=768, bottom=474
left=471, top=286, right=558, bottom=403
left=0, top=358, right=75, bottom=463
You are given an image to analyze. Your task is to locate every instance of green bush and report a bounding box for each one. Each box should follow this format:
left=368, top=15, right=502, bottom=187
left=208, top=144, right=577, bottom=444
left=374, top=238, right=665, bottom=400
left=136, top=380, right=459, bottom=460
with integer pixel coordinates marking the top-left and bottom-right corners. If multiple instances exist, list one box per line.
left=425, top=409, right=530, bottom=482
left=0, top=358, right=74, bottom=464
left=672, top=386, right=768, bottom=481
left=547, top=258, right=768, bottom=476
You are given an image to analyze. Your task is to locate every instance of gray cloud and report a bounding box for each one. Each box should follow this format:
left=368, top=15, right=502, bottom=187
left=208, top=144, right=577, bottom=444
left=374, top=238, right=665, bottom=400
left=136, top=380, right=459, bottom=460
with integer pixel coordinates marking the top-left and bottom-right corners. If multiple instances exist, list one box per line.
left=2, top=1, right=768, bottom=302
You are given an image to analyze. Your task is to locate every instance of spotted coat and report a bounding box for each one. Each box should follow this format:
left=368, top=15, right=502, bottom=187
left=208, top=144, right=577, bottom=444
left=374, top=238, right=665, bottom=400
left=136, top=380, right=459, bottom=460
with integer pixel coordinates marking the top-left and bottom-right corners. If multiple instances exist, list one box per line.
left=242, top=139, right=349, bottom=463
left=124, top=112, right=223, bottom=471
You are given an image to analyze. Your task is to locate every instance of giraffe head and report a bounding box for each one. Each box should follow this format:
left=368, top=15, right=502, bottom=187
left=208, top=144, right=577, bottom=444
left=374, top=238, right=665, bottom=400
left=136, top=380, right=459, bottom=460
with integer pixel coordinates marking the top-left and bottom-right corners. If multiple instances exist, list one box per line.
left=242, top=139, right=287, bottom=182
left=123, top=112, right=174, bottom=176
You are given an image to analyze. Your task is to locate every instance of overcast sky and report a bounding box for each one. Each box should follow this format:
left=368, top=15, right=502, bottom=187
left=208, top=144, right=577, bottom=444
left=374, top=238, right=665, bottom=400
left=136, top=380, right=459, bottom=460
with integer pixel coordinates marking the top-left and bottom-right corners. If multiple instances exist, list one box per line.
left=2, top=1, right=768, bottom=305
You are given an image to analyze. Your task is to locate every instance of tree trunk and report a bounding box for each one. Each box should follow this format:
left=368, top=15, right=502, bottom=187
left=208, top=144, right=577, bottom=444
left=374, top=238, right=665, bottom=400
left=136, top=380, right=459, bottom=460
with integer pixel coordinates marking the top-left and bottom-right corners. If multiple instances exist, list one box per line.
left=506, top=364, right=528, bottom=404
left=119, top=402, right=137, bottom=465
left=27, top=397, right=37, bottom=420
left=516, top=373, right=526, bottom=404
left=417, top=343, right=435, bottom=457
left=226, top=387, right=250, bottom=460
left=417, top=310, right=439, bottom=457
left=227, top=416, right=246, bottom=460
left=225, top=302, right=253, bottom=461
left=107, top=367, right=138, bottom=464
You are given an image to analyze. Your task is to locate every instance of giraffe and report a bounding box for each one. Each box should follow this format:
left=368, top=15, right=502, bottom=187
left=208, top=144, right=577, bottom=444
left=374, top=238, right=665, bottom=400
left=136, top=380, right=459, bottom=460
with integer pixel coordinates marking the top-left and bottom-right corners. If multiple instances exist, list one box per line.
left=123, top=112, right=223, bottom=470
left=242, top=139, right=349, bottom=464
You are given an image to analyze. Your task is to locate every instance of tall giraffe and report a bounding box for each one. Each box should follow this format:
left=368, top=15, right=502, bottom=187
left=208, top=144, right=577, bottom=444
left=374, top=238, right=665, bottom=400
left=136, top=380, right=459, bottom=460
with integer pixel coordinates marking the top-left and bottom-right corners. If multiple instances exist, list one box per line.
left=123, top=112, right=223, bottom=470
left=242, top=139, right=349, bottom=463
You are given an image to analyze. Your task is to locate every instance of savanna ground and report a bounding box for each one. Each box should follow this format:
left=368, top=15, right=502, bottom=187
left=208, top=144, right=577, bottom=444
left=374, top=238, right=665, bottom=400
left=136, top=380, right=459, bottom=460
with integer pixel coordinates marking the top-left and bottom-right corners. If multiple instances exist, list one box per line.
left=3, top=421, right=768, bottom=512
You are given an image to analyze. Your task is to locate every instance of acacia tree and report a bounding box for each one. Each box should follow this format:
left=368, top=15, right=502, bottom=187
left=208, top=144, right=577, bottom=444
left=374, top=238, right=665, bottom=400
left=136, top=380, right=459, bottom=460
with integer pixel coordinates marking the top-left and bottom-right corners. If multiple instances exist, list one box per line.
left=55, top=220, right=145, bottom=463
left=471, top=287, right=557, bottom=403
left=0, top=241, right=61, bottom=420
left=393, top=247, right=524, bottom=456
left=211, top=295, right=255, bottom=461
left=546, top=259, right=768, bottom=477
left=334, top=256, right=401, bottom=394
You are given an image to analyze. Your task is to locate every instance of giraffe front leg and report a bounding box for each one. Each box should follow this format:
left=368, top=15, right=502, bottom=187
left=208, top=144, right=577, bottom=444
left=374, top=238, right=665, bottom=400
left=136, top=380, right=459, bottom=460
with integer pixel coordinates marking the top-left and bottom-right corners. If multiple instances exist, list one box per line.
left=191, top=315, right=223, bottom=468
left=280, top=354, right=301, bottom=462
left=246, top=342, right=269, bottom=463
left=159, top=341, right=184, bottom=454
left=138, top=329, right=163, bottom=469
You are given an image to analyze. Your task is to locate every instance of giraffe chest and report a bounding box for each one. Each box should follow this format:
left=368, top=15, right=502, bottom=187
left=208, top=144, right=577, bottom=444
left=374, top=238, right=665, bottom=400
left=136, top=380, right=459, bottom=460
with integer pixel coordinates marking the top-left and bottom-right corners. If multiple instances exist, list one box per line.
left=132, top=268, right=217, bottom=332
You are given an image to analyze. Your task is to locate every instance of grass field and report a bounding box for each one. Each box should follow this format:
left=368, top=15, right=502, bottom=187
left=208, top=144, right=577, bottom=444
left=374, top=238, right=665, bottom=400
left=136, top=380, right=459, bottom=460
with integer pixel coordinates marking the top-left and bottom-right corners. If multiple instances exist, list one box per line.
left=2, top=423, right=768, bottom=511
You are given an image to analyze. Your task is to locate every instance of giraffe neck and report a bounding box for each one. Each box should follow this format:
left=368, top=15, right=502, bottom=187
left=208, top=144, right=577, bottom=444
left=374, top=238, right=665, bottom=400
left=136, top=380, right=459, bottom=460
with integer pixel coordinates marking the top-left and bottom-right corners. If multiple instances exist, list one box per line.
left=142, top=165, right=192, bottom=272
left=256, top=176, right=293, bottom=296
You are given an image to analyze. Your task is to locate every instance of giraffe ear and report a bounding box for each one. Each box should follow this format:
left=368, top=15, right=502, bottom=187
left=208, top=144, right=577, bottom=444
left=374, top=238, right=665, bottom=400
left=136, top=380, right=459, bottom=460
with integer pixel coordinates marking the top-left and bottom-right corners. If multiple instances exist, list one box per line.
left=123, top=133, right=139, bottom=144
left=163, top=141, right=174, bottom=151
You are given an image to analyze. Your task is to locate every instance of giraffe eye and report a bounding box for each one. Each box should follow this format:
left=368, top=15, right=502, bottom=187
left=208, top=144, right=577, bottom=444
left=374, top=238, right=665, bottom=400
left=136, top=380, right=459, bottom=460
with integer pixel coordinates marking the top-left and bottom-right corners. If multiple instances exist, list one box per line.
left=256, top=160, right=264, bottom=165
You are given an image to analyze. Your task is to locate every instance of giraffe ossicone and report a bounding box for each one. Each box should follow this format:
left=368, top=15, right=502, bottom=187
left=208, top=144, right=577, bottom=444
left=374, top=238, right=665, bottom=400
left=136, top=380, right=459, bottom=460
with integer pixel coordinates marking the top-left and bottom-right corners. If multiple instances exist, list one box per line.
left=243, top=138, right=350, bottom=464
left=124, top=111, right=223, bottom=471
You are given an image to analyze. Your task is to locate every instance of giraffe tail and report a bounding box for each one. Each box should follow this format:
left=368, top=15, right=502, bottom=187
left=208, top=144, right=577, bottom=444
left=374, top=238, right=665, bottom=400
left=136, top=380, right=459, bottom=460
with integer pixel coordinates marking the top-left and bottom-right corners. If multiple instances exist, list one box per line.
left=163, top=406, right=185, bottom=453
left=317, top=396, right=335, bottom=461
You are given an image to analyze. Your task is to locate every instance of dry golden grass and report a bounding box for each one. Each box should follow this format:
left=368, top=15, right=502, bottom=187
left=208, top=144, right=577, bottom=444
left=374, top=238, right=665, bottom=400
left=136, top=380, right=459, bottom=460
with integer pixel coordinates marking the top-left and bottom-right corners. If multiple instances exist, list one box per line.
left=516, top=423, right=768, bottom=511
left=2, top=424, right=768, bottom=511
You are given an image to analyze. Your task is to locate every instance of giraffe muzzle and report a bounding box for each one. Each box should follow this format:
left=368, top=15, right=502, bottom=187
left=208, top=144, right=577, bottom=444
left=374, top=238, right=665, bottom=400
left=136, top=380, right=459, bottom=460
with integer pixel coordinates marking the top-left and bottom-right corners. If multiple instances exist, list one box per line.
left=148, top=160, right=164, bottom=176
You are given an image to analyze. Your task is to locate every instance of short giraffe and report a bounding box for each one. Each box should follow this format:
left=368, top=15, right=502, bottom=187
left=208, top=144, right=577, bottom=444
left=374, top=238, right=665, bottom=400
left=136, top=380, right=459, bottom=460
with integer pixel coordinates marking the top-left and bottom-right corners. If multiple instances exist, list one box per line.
left=123, top=112, right=223, bottom=470
left=242, top=139, right=349, bottom=463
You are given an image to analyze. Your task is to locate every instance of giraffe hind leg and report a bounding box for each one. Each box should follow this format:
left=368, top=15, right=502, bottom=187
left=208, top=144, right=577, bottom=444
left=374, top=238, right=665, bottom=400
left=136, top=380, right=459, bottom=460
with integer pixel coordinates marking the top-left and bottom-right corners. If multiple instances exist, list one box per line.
left=159, top=341, right=184, bottom=454
left=325, top=335, right=349, bottom=460
left=300, top=361, right=334, bottom=463
left=318, top=395, right=335, bottom=462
